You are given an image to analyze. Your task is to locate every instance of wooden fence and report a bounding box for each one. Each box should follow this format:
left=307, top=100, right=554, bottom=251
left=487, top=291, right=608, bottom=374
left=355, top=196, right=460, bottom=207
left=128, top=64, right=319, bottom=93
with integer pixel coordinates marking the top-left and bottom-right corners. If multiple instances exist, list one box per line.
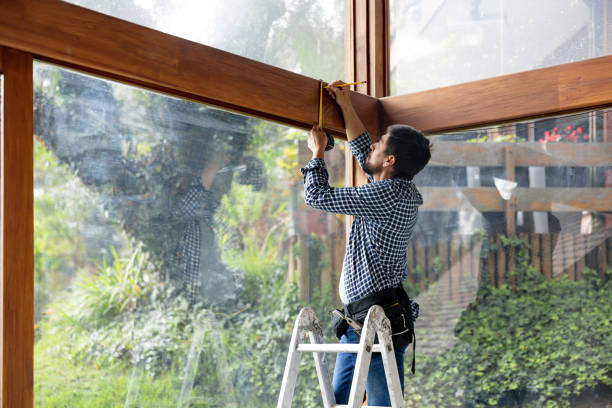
left=406, top=232, right=611, bottom=291
left=422, top=140, right=612, bottom=234
left=409, top=129, right=612, bottom=291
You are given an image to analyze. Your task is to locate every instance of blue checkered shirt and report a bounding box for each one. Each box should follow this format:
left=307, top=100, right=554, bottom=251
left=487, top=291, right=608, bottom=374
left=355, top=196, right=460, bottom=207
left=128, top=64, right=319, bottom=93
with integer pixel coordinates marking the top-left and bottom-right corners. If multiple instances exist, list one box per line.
left=301, top=131, right=423, bottom=304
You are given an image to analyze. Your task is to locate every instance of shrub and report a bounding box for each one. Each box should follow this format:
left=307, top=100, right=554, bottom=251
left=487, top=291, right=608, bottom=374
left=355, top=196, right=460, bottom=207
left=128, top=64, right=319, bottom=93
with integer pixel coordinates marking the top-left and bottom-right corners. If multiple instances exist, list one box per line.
left=404, top=236, right=612, bottom=408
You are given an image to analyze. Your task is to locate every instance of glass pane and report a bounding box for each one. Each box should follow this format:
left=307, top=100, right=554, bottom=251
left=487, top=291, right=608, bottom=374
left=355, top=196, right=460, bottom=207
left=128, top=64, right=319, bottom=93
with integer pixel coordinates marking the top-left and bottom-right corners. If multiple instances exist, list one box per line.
left=390, top=0, right=612, bottom=94
left=63, top=0, right=345, bottom=81
left=404, top=109, right=612, bottom=406
left=34, top=61, right=345, bottom=406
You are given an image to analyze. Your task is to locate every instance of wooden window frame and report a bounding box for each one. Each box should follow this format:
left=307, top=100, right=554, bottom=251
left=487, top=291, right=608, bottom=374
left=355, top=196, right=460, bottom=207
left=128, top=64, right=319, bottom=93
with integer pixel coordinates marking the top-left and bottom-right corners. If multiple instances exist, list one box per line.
left=1, top=0, right=611, bottom=406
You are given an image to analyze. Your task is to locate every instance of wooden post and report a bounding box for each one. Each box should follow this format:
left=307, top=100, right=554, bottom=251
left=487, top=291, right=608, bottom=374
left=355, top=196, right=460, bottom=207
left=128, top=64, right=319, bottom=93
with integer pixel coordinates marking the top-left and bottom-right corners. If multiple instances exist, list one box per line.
left=488, top=235, right=496, bottom=287
left=504, top=146, right=516, bottom=235
left=2, top=47, right=34, bottom=408
left=496, top=235, right=506, bottom=287
left=575, top=234, right=585, bottom=280
left=531, top=233, right=541, bottom=275
left=508, top=238, right=516, bottom=289
left=542, top=233, right=553, bottom=280
left=565, top=233, right=576, bottom=281
left=517, top=233, right=529, bottom=286
left=597, top=239, right=608, bottom=279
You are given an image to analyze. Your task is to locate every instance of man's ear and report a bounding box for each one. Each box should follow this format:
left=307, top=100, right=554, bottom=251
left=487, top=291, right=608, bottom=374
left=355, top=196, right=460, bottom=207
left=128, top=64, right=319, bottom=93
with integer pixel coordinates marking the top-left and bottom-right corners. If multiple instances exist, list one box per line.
left=384, top=155, right=396, bottom=168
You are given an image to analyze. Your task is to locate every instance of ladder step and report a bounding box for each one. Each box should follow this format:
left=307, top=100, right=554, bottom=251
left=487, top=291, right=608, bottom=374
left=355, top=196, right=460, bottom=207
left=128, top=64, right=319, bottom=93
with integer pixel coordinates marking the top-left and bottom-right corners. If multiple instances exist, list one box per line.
left=297, top=344, right=383, bottom=353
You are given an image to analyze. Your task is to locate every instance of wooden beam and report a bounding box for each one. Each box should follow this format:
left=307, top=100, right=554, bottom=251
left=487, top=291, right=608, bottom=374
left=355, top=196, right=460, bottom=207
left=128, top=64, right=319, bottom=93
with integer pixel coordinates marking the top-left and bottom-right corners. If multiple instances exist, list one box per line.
left=428, top=142, right=612, bottom=167
left=419, top=187, right=612, bottom=213
left=1, top=47, right=34, bottom=408
left=380, top=55, right=612, bottom=134
left=0, top=0, right=379, bottom=138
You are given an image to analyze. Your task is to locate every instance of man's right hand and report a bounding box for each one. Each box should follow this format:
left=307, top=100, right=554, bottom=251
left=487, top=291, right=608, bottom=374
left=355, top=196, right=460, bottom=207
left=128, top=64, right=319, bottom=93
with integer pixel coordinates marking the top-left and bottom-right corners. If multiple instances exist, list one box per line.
left=326, top=80, right=353, bottom=112
left=325, top=80, right=366, bottom=142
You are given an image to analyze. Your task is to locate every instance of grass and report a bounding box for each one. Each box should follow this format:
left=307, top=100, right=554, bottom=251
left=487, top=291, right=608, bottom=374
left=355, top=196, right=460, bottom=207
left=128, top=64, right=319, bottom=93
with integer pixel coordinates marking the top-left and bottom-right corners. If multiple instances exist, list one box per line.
left=35, top=345, right=192, bottom=407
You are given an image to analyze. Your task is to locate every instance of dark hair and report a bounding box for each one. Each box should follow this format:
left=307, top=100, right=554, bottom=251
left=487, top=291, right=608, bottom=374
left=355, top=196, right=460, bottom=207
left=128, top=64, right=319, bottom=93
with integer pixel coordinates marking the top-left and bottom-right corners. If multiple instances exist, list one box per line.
left=384, top=124, right=431, bottom=180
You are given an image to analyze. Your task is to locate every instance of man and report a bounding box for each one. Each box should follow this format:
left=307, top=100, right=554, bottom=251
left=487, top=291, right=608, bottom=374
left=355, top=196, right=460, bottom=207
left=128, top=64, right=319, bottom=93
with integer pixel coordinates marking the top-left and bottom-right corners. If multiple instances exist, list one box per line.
left=300, top=80, right=431, bottom=405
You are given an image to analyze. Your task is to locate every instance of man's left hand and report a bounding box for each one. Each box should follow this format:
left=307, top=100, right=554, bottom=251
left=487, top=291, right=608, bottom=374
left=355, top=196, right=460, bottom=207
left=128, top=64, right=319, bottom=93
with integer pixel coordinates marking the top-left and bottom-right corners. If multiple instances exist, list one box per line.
left=308, top=125, right=327, bottom=160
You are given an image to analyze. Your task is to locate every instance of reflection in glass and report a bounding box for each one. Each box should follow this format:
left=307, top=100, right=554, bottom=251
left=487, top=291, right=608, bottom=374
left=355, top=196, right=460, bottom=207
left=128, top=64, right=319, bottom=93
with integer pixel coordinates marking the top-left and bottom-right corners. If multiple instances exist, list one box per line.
left=33, top=62, right=345, bottom=406
left=62, top=0, right=345, bottom=81
left=390, top=0, right=612, bottom=94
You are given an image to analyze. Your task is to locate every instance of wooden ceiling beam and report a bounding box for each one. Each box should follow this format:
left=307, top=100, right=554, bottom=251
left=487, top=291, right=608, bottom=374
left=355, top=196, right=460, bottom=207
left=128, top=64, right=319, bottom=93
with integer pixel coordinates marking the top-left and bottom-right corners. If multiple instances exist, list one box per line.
left=380, top=55, right=612, bottom=134
left=0, top=0, right=380, bottom=138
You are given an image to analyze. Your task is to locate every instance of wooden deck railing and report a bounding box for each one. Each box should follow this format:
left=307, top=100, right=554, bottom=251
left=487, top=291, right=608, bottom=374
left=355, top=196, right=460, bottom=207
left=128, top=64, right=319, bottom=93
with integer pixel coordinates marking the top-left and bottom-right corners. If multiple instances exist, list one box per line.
left=421, top=141, right=612, bottom=234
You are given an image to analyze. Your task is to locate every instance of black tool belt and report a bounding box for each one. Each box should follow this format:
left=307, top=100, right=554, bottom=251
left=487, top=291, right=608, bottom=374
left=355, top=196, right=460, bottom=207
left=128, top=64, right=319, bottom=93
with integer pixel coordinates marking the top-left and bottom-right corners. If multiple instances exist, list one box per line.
left=330, top=284, right=417, bottom=373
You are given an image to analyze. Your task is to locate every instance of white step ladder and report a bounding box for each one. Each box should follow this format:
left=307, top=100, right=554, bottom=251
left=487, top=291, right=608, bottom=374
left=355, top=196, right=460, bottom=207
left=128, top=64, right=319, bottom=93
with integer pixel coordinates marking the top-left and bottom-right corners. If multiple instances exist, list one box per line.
left=277, top=305, right=405, bottom=408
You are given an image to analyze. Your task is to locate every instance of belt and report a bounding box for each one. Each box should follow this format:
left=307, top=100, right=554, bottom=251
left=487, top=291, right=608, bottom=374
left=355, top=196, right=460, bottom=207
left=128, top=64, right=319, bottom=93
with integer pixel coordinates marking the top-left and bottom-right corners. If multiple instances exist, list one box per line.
left=344, top=286, right=398, bottom=318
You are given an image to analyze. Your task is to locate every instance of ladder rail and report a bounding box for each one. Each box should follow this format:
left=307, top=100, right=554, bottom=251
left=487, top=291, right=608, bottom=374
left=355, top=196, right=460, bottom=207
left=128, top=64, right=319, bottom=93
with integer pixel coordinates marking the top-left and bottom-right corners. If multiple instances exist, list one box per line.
left=346, top=311, right=377, bottom=408
left=277, top=309, right=306, bottom=408
left=373, top=308, right=405, bottom=408
left=308, top=329, right=336, bottom=408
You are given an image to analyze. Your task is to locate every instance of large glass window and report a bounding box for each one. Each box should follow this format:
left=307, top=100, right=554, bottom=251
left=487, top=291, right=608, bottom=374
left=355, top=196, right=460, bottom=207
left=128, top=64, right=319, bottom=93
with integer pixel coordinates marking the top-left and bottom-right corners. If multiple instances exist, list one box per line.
left=403, top=109, right=611, bottom=407
left=62, top=0, right=345, bottom=81
left=33, top=62, right=345, bottom=407
left=390, top=0, right=612, bottom=94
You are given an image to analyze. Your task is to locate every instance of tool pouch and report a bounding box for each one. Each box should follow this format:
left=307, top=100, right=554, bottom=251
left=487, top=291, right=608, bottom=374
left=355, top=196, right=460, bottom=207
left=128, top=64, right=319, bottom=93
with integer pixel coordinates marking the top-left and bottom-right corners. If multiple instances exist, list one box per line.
left=331, top=309, right=349, bottom=340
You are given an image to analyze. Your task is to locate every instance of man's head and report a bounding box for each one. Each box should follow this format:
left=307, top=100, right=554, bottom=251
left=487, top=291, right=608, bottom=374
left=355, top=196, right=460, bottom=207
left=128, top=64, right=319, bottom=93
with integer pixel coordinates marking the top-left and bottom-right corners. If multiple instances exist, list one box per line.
left=363, top=125, right=431, bottom=180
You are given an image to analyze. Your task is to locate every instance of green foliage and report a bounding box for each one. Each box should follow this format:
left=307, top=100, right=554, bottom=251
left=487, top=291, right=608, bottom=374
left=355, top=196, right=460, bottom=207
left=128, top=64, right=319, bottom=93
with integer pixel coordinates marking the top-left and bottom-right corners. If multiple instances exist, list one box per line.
left=34, top=138, right=119, bottom=324
left=404, top=237, right=612, bottom=408
left=71, top=246, right=152, bottom=326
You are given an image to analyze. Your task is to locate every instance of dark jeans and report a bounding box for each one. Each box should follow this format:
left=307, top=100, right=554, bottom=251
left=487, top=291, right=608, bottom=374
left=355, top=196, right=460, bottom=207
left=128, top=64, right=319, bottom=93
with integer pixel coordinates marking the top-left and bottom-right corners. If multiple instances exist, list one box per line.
left=332, top=327, right=407, bottom=406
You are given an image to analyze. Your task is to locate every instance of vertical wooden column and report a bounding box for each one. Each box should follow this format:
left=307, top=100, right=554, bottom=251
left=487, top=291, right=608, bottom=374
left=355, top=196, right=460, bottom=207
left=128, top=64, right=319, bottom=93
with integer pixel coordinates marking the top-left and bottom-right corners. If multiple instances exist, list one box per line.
left=1, top=47, right=34, bottom=408
left=345, top=0, right=389, bottom=228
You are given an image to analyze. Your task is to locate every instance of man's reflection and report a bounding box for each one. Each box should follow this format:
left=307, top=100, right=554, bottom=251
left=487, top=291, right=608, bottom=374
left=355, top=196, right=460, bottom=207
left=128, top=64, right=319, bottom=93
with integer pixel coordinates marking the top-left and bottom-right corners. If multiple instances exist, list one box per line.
left=173, top=146, right=239, bottom=307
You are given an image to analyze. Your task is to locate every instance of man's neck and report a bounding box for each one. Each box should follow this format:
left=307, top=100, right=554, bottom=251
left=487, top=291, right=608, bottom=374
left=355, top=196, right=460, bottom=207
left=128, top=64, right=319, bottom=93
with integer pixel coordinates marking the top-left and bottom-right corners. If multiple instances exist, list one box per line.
left=372, top=169, right=394, bottom=182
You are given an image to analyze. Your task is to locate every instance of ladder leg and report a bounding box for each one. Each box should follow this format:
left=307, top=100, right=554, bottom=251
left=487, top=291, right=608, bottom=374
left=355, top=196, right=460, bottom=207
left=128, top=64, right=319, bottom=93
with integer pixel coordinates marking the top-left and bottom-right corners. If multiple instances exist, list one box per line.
left=346, top=313, right=376, bottom=408
left=308, top=325, right=336, bottom=408
left=277, top=309, right=309, bottom=408
left=373, top=307, right=405, bottom=408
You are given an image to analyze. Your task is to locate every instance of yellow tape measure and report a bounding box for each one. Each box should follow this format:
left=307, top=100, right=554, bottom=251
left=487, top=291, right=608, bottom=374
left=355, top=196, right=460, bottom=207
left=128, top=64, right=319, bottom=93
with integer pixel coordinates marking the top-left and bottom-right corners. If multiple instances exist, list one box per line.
left=318, top=80, right=334, bottom=151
